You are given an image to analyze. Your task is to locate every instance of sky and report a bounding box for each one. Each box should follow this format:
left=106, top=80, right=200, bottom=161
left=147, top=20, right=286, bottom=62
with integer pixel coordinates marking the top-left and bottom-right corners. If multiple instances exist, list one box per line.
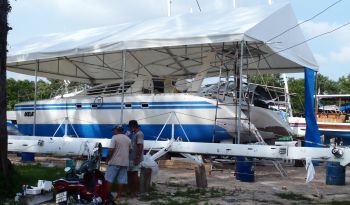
left=6, top=0, right=350, bottom=81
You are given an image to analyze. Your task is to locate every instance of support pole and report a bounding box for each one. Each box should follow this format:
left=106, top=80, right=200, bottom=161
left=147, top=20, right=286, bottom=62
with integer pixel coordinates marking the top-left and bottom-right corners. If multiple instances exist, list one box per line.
left=140, top=167, right=152, bottom=193
left=195, top=165, right=208, bottom=188
left=315, top=72, right=319, bottom=115
left=64, top=117, right=68, bottom=137
left=119, top=50, right=126, bottom=125
left=283, top=74, right=293, bottom=117
left=167, top=0, right=172, bottom=17
left=171, top=112, right=175, bottom=139
left=237, top=41, right=244, bottom=144
left=33, top=61, right=39, bottom=136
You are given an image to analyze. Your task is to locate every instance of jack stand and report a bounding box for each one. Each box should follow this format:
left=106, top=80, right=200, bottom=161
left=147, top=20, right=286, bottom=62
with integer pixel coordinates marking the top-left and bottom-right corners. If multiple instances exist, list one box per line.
left=52, top=117, right=80, bottom=137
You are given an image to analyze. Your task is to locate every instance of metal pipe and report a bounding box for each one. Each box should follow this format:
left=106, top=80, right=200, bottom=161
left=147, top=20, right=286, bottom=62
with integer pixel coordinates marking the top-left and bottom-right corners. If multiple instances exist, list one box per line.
left=283, top=73, right=293, bottom=117
left=315, top=71, right=319, bottom=115
left=237, top=40, right=244, bottom=144
left=120, top=50, right=126, bottom=124
left=167, top=0, right=172, bottom=17
left=33, top=61, right=39, bottom=136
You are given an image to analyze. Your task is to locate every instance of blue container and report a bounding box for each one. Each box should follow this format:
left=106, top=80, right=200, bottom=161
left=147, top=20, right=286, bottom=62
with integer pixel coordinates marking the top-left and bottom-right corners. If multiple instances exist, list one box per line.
left=235, top=157, right=255, bottom=182
left=65, top=159, right=75, bottom=169
left=102, top=147, right=109, bottom=158
left=21, top=152, right=35, bottom=162
left=326, top=162, right=346, bottom=185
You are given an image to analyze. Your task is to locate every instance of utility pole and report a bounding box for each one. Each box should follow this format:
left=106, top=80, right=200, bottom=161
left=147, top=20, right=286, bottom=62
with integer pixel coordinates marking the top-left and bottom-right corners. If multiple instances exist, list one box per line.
left=0, top=0, right=12, bottom=191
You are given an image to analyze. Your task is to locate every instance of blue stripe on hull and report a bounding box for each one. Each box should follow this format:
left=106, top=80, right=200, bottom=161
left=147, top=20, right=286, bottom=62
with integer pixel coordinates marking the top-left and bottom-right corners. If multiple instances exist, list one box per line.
left=15, top=101, right=212, bottom=109
left=17, top=124, right=231, bottom=143
left=15, top=105, right=217, bottom=111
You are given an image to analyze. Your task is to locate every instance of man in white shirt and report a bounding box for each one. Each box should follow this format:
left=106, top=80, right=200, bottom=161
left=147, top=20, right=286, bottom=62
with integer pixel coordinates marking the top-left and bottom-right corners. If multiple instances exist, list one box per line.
left=105, top=125, right=131, bottom=199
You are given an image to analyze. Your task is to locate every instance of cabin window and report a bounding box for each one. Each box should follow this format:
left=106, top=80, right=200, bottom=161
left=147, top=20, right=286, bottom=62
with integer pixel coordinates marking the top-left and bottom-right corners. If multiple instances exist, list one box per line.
left=124, top=103, right=132, bottom=108
left=141, top=103, right=149, bottom=108
left=75, top=104, right=82, bottom=109
left=91, top=103, right=98, bottom=109
left=153, top=80, right=164, bottom=93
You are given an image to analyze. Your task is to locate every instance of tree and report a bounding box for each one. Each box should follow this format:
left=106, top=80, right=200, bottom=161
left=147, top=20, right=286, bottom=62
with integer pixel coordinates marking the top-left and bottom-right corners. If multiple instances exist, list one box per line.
left=247, top=74, right=284, bottom=87
left=6, top=78, right=85, bottom=110
left=317, top=74, right=340, bottom=95
left=287, top=77, right=305, bottom=115
left=0, top=0, right=12, bottom=192
left=338, top=74, right=350, bottom=94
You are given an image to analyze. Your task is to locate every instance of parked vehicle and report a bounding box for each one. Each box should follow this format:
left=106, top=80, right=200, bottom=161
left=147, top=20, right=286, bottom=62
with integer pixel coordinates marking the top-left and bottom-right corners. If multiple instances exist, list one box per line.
left=53, top=143, right=115, bottom=205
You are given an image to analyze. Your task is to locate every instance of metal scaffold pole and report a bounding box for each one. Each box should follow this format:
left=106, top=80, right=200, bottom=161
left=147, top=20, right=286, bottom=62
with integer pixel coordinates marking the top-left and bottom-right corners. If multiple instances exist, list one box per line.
left=120, top=50, right=126, bottom=125
left=33, top=60, right=39, bottom=136
left=237, top=40, right=244, bottom=144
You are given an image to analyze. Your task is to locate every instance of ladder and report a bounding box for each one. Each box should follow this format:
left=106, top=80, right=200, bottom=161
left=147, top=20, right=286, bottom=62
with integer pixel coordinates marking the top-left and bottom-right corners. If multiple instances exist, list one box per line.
left=211, top=57, right=239, bottom=143
left=211, top=51, right=288, bottom=178
left=211, top=51, right=253, bottom=143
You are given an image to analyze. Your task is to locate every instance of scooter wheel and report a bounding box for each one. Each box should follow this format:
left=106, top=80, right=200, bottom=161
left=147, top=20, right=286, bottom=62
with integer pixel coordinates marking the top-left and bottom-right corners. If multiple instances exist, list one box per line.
left=57, top=191, right=81, bottom=205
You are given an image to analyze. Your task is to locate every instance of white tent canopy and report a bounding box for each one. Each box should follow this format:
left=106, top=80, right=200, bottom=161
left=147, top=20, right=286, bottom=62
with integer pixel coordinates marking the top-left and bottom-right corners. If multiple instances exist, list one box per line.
left=7, top=3, right=318, bottom=84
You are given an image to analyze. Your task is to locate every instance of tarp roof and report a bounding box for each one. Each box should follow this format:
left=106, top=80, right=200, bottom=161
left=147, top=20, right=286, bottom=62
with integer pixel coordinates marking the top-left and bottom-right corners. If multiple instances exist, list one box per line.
left=7, top=3, right=318, bottom=83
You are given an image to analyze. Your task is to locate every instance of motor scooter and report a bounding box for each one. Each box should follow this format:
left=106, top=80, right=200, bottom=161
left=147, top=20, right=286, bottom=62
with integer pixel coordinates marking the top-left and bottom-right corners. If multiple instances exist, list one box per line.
left=53, top=143, right=115, bottom=205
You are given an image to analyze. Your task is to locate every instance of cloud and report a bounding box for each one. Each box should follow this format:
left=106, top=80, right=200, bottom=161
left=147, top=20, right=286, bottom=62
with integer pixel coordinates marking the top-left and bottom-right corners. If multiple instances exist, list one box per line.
left=301, top=20, right=350, bottom=65
left=301, top=21, right=350, bottom=43
left=330, top=46, right=350, bottom=63
left=301, top=21, right=338, bottom=38
left=314, top=53, right=327, bottom=64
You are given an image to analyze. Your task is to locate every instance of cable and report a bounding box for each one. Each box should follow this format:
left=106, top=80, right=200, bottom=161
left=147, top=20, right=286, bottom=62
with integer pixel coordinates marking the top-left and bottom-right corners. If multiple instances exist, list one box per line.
left=249, top=21, right=350, bottom=68
left=267, top=0, right=343, bottom=42
left=195, top=0, right=202, bottom=12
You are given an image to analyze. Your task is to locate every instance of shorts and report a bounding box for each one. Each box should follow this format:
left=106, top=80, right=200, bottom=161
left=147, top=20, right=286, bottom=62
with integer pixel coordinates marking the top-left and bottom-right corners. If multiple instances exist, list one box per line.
left=105, top=165, right=128, bottom=184
left=128, top=160, right=141, bottom=172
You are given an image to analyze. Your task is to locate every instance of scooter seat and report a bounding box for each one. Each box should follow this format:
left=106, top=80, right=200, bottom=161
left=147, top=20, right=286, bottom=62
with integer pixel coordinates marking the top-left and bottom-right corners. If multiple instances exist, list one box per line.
left=61, top=178, right=81, bottom=184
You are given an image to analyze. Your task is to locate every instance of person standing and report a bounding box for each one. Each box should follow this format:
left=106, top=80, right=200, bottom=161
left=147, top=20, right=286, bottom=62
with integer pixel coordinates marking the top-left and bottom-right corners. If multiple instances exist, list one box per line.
left=127, top=120, right=144, bottom=197
left=105, top=125, right=131, bottom=200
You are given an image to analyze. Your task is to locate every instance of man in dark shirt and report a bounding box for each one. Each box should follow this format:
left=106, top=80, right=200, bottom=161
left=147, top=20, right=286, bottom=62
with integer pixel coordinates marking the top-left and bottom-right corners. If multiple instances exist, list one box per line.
left=127, top=120, right=144, bottom=197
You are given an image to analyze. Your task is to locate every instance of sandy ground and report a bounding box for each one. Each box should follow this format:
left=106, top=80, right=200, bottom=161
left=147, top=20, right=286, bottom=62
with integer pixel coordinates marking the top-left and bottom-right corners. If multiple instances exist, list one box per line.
left=9, top=154, right=350, bottom=205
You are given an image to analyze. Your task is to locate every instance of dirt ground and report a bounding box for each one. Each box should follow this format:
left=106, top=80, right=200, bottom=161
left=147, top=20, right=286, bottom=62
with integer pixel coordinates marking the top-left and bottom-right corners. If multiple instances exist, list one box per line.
left=9, top=154, right=350, bottom=205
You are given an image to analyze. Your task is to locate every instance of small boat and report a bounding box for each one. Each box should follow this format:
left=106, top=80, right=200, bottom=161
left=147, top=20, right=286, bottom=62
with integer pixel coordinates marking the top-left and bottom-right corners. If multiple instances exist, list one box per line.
left=289, top=94, right=350, bottom=141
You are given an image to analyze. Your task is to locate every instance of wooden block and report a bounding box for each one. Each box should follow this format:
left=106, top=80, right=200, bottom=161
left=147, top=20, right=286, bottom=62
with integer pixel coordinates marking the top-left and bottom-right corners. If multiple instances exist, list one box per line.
left=158, top=159, right=212, bottom=173
left=140, top=167, right=152, bottom=194
left=195, top=165, right=208, bottom=188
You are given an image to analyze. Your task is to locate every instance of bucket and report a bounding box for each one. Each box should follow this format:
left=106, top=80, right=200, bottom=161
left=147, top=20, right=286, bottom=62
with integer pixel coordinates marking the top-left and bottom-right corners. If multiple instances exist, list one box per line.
left=235, top=157, right=255, bottom=182
left=102, top=148, right=109, bottom=158
left=326, top=162, right=346, bottom=185
left=21, top=152, right=35, bottom=162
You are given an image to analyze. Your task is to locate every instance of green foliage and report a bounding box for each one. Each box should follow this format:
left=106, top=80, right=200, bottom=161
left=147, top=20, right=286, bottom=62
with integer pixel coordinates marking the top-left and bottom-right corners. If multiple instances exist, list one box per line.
left=339, top=74, right=350, bottom=94
left=329, top=201, right=350, bottom=205
left=287, top=77, right=305, bottom=114
left=287, top=74, right=344, bottom=113
left=248, top=74, right=284, bottom=87
left=0, top=164, right=64, bottom=200
left=139, top=185, right=228, bottom=205
left=317, top=74, right=340, bottom=94
left=275, top=192, right=311, bottom=201
left=6, top=78, right=83, bottom=110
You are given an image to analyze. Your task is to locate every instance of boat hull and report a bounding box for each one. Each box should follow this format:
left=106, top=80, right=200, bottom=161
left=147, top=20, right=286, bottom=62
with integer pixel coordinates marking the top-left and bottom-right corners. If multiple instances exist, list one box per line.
left=247, top=106, right=293, bottom=139
left=15, top=94, right=260, bottom=143
left=288, top=117, right=350, bottom=138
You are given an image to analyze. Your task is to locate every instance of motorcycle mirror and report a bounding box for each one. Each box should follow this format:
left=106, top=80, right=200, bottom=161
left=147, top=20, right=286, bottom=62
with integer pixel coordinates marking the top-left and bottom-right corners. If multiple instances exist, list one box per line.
left=64, top=167, right=72, bottom=173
